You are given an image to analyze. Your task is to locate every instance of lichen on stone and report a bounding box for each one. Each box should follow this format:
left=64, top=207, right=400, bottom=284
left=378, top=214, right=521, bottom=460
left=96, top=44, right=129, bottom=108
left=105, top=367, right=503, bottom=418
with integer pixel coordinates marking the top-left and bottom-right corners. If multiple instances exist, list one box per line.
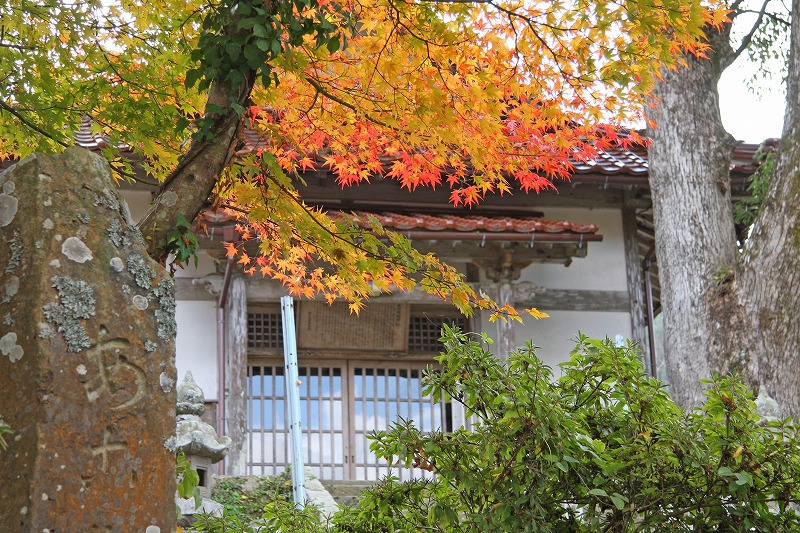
left=37, top=322, right=54, bottom=339
left=61, top=237, right=93, bottom=263
left=107, top=219, right=133, bottom=249
left=0, top=193, right=18, bottom=227
left=0, top=332, right=24, bottom=363
left=159, top=372, right=175, bottom=393
left=3, top=313, right=14, bottom=326
left=163, top=436, right=177, bottom=452
left=2, top=275, right=19, bottom=304
left=144, top=341, right=158, bottom=353
left=132, top=295, right=149, bottom=310
left=109, top=257, right=124, bottom=272
left=34, top=241, right=44, bottom=249
left=5, top=231, right=23, bottom=274
left=121, top=284, right=131, bottom=294
left=127, top=225, right=144, bottom=244
left=127, top=253, right=155, bottom=289
left=93, top=188, right=121, bottom=211
left=76, top=213, right=90, bottom=224
left=42, top=276, right=96, bottom=353
left=150, top=277, right=176, bottom=341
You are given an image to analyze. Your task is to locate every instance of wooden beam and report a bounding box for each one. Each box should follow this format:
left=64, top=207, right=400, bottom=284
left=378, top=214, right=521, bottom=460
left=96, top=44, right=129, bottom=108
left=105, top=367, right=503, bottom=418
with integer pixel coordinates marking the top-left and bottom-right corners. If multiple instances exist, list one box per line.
left=176, top=275, right=630, bottom=312
left=297, top=177, right=629, bottom=209
left=515, top=285, right=630, bottom=312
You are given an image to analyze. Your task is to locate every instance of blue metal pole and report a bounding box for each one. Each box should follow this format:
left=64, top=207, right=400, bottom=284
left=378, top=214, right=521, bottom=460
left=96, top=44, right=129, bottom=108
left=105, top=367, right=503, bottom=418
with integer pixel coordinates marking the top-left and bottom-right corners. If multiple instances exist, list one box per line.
left=281, top=296, right=305, bottom=507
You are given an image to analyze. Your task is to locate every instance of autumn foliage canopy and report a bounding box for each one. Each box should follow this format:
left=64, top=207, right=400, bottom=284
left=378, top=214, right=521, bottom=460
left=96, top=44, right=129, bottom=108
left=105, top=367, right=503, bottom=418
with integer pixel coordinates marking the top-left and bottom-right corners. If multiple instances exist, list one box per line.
left=1, top=0, right=726, bottom=314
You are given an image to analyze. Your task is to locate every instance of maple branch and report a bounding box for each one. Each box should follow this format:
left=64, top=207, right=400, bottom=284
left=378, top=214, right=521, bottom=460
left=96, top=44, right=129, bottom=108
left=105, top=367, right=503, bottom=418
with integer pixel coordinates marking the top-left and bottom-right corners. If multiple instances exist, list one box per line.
left=107, top=159, right=160, bottom=186
left=736, top=8, right=790, bottom=27
left=96, top=49, right=177, bottom=99
left=415, top=0, right=491, bottom=3
left=386, top=0, right=471, bottom=47
left=138, top=68, right=255, bottom=260
left=305, top=77, right=394, bottom=130
left=364, top=19, right=396, bottom=91
left=0, top=42, right=34, bottom=51
left=257, top=175, right=473, bottom=300
left=0, top=100, right=71, bottom=149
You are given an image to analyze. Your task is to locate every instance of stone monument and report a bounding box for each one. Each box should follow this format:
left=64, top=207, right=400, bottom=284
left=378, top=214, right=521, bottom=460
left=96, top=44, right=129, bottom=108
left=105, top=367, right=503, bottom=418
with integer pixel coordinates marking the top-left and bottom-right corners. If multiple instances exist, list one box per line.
left=0, top=148, right=177, bottom=531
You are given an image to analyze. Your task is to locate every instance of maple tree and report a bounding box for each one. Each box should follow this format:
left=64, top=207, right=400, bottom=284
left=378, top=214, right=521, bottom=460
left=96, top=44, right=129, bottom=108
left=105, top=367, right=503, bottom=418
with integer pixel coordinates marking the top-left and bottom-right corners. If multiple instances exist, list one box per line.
left=1, top=0, right=726, bottom=314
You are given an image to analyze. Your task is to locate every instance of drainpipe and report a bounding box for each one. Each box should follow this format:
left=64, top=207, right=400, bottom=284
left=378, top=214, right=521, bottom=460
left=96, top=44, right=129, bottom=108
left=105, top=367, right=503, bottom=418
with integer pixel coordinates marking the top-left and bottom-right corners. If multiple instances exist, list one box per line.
left=643, top=246, right=658, bottom=378
left=216, top=229, right=236, bottom=474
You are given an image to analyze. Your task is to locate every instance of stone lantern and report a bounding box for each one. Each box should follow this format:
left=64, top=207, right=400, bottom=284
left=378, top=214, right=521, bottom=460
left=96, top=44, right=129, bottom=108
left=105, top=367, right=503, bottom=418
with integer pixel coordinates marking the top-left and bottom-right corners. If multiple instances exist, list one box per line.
left=175, top=371, right=232, bottom=517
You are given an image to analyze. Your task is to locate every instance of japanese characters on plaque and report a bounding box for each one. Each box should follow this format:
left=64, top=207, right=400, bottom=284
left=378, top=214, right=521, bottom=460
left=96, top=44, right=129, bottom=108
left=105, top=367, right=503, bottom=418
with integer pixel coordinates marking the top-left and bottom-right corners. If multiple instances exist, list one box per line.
left=297, top=302, right=409, bottom=352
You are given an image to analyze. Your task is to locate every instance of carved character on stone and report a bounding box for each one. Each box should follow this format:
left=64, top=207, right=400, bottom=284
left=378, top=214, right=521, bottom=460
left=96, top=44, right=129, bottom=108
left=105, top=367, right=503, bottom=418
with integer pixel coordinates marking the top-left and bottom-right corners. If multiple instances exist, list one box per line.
left=81, top=326, right=146, bottom=410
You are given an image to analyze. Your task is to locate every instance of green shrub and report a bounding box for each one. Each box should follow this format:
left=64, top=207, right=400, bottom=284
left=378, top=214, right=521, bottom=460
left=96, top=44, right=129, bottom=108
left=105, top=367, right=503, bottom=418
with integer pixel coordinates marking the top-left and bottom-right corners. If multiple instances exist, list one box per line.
left=193, top=471, right=293, bottom=531
left=210, top=471, right=294, bottom=521
left=211, top=329, right=800, bottom=532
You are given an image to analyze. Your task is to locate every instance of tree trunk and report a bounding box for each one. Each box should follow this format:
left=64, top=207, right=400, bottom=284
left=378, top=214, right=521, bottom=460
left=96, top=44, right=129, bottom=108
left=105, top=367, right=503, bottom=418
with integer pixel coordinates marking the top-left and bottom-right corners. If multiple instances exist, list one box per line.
left=646, top=26, right=740, bottom=408
left=734, top=0, right=800, bottom=414
left=649, top=7, right=800, bottom=415
left=137, top=72, right=254, bottom=261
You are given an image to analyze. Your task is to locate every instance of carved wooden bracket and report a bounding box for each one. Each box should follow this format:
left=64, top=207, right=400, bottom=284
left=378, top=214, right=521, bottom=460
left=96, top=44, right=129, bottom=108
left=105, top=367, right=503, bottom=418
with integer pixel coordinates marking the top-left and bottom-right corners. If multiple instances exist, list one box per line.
left=472, top=250, right=533, bottom=282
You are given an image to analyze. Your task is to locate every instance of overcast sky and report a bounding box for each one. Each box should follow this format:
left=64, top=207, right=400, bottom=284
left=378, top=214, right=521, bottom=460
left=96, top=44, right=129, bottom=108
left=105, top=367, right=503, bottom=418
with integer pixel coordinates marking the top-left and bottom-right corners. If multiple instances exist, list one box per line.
left=719, top=59, right=786, bottom=143
left=717, top=3, right=789, bottom=144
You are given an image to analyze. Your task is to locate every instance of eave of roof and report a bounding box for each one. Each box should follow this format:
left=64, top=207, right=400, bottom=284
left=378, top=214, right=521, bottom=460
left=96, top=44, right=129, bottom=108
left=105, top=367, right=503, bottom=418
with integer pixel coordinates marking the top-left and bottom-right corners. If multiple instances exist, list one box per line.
left=64, top=117, right=770, bottom=181
left=199, top=209, right=602, bottom=243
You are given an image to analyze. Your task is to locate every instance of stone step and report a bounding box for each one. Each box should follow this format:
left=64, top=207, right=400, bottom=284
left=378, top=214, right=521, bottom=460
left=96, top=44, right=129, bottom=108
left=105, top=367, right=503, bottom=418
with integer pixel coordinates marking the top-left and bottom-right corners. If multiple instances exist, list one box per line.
left=319, top=480, right=376, bottom=507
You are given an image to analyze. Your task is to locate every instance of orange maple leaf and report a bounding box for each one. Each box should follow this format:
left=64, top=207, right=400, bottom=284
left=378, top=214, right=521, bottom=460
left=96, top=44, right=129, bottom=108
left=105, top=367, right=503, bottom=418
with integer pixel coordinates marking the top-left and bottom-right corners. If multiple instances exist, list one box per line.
left=224, top=242, right=237, bottom=258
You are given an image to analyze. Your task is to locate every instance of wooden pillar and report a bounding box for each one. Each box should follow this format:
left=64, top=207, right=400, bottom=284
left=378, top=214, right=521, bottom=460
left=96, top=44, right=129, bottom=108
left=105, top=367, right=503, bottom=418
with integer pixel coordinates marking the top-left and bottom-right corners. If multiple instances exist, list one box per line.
left=474, top=250, right=530, bottom=361
left=622, top=206, right=650, bottom=367
left=496, top=281, right=515, bottom=362
left=224, top=274, right=248, bottom=475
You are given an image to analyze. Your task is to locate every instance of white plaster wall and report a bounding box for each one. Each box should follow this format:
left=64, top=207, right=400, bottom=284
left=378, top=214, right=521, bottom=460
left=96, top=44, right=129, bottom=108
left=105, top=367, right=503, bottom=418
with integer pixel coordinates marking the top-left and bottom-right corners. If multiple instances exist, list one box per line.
left=174, top=251, right=219, bottom=279
left=511, top=311, right=633, bottom=372
left=121, top=190, right=153, bottom=223
left=476, top=207, right=632, bottom=367
left=176, top=300, right=219, bottom=400
left=521, top=207, right=627, bottom=291
left=479, top=309, right=633, bottom=370
left=173, top=257, right=222, bottom=402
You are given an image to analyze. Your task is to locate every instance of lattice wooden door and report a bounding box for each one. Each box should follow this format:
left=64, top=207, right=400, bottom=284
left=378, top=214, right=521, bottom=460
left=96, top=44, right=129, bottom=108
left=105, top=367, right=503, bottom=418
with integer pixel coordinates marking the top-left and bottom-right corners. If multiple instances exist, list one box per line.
left=245, top=360, right=451, bottom=480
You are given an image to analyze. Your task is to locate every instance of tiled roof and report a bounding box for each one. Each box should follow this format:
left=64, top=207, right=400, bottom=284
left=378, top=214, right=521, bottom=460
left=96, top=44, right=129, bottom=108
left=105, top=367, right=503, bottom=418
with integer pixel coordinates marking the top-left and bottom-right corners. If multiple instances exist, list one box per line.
left=74, top=116, right=127, bottom=150
left=570, top=147, right=649, bottom=176
left=200, top=209, right=599, bottom=239
left=341, top=212, right=599, bottom=234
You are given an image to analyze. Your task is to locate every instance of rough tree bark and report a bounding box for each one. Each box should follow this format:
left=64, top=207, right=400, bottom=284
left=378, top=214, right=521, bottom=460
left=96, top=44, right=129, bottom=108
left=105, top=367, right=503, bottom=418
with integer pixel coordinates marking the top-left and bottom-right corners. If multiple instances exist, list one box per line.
left=735, top=0, right=800, bottom=414
left=647, top=3, right=800, bottom=414
left=137, top=72, right=255, bottom=261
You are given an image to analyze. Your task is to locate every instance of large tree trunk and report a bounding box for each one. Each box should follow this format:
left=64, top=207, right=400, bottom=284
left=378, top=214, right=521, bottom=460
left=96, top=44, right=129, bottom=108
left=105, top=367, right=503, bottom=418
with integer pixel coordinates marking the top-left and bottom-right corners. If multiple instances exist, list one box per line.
left=735, top=0, right=800, bottom=414
left=649, top=6, right=800, bottom=415
left=646, top=26, right=740, bottom=408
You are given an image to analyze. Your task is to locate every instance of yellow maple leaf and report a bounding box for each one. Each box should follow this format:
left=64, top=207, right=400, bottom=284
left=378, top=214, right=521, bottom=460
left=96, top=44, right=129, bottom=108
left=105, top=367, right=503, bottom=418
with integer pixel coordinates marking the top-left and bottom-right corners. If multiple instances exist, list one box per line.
left=526, top=308, right=550, bottom=320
